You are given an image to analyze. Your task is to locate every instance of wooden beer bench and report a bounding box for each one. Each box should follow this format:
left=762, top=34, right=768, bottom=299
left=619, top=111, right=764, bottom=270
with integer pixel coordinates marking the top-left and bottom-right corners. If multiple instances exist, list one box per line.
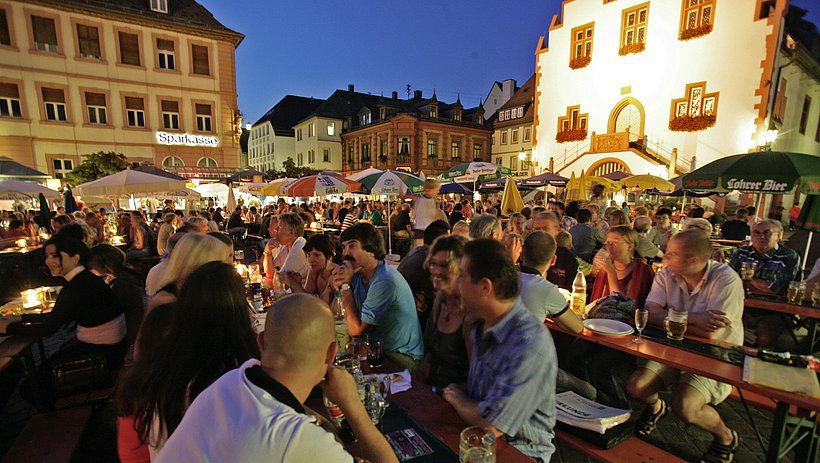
left=2, top=405, right=93, bottom=463
left=555, top=429, right=688, bottom=463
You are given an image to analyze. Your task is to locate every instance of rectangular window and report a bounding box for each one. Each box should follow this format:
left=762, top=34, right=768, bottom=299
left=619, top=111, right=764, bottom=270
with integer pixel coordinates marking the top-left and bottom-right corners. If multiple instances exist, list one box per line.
left=570, top=23, right=594, bottom=59
left=815, top=114, right=820, bottom=143
left=0, top=83, right=22, bottom=118
left=309, top=122, right=315, bottom=137
left=150, top=0, right=169, bottom=14
left=451, top=141, right=461, bottom=160
left=297, top=153, right=303, bottom=166
left=161, top=100, right=179, bottom=130
left=500, top=131, right=508, bottom=144
left=32, top=15, right=58, bottom=53
left=327, top=121, right=335, bottom=136
left=774, top=78, right=788, bottom=123
left=397, top=136, right=410, bottom=163
left=76, top=24, right=101, bottom=59
left=0, top=9, right=10, bottom=46
left=523, top=127, right=531, bottom=142
left=323, top=148, right=330, bottom=163
left=510, top=156, right=518, bottom=171
left=494, top=156, right=502, bottom=165
left=799, top=96, right=811, bottom=135
left=42, top=87, right=67, bottom=121
left=297, top=128, right=302, bottom=141
left=681, top=0, right=714, bottom=36
left=191, top=44, right=210, bottom=75
left=517, top=107, right=524, bottom=118
left=52, top=159, right=73, bottom=179
left=621, top=3, right=649, bottom=49
left=308, top=150, right=315, bottom=164
left=474, top=144, right=482, bottom=160
left=512, top=129, right=519, bottom=143
left=195, top=103, right=212, bottom=132
left=85, top=92, right=107, bottom=124
left=125, top=96, right=145, bottom=127
left=157, top=39, right=175, bottom=70
left=118, top=31, right=140, bottom=66
left=361, top=143, right=371, bottom=162
left=427, top=139, right=437, bottom=158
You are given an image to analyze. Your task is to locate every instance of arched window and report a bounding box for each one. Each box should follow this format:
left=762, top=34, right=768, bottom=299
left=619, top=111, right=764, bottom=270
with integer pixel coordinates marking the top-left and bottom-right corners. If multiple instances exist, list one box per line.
left=589, top=160, right=629, bottom=177
left=197, top=157, right=217, bottom=167
left=162, top=156, right=184, bottom=168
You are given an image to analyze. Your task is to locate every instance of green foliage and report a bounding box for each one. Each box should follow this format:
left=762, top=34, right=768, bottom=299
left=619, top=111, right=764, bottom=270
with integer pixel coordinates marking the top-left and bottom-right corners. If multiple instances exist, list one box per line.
left=265, top=157, right=320, bottom=179
left=63, top=151, right=130, bottom=186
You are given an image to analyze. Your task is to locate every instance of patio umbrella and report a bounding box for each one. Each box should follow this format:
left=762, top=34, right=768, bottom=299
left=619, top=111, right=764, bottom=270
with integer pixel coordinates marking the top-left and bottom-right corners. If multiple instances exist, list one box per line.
left=682, top=151, right=820, bottom=194
left=441, top=161, right=512, bottom=183
left=346, top=167, right=384, bottom=181
left=500, top=176, right=525, bottom=215
left=194, top=183, right=230, bottom=197
left=621, top=174, right=675, bottom=193
left=38, top=192, right=52, bottom=232
left=564, top=172, right=621, bottom=201
left=73, top=169, right=187, bottom=196
left=439, top=183, right=473, bottom=194
left=479, top=177, right=510, bottom=190
left=357, top=171, right=424, bottom=256
left=64, top=188, right=79, bottom=213
left=520, top=172, right=569, bottom=188
left=600, top=171, right=631, bottom=181
left=260, top=178, right=296, bottom=196
left=0, top=179, right=61, bottom=200
left=227, top=186, right=237, bottom=211
left=653, top=174, right=717, bottom=197
left=795, top=194, right=820, bottom=273
left=282, top=173, right=362, bottom=197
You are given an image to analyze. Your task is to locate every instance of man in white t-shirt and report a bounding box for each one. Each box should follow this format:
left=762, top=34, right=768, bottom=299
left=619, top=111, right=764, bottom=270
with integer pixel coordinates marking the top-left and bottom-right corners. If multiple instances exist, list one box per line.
left=154, top=294, right=398, bottom=463
left=625, top=229, right=743, bottom=463
left=410, top=179, right=441, bottom=246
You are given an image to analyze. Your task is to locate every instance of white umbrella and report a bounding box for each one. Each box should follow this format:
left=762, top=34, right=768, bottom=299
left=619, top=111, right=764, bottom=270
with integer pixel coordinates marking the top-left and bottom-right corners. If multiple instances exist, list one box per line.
left=0, top=179, right=61, bottom=200
left=346, top=167, right=383, bottom=181
left=73, top=169, right=187, bottom=196
left=194, top=183, right=230, bottom=197
left=227, top=186, right=237, bottom=211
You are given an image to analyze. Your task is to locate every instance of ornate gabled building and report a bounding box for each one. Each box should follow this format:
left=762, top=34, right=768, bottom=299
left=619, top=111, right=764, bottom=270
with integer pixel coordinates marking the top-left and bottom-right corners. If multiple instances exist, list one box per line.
left=489, top=74, right=535, bottom=178
left=0, top=0, right=244, bottom=179
left=531, top=0, right=818, bottom=189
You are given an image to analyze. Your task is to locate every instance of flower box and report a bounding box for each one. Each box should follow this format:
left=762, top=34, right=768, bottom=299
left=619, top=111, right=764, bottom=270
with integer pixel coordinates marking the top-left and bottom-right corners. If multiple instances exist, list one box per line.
left=680, top=23, right=712, bottom=41
left=618, top=42, right=645, bottom=56
left=569, top=55, right=591, bottom=69
left=668, top=114, right=716, bottom=132
left=555, top=129, right=588, bottom=143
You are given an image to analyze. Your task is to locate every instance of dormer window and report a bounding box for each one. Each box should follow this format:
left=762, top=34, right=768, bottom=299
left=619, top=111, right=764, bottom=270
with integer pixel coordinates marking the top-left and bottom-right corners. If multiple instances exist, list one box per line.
left=453, top=110, right=461, bottom=121
left=361, top=112, right=371, bottom=125
left=429, top=107, right=437, bottom=118
left=150, top=0, right=169, bottom=14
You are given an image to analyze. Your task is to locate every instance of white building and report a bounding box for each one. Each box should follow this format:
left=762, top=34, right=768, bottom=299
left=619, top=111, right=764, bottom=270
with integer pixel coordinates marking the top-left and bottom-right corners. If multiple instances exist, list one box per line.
left=531, top=0, right=815, bottom=184
left=483, top=79, right=517, bottom=119
left=490, top=74, right=535, bottom=178
left=247, top=95, right=323, bottom=172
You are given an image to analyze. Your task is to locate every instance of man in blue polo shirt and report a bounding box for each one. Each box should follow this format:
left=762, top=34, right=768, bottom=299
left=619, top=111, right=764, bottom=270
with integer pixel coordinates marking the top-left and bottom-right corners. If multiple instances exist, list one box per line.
left=332, top=223, right=423, bottom=371
left=443, top=239, right=557, bottom=462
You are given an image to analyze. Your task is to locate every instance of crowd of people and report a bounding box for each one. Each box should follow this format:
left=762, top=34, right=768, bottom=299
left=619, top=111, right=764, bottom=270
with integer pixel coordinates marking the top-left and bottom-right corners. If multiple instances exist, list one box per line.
left=1, top=185, right=818, bottom=463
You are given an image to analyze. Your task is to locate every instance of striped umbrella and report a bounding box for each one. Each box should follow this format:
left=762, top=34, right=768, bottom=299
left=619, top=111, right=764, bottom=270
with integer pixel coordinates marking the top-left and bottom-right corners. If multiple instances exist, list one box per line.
left=358, top=171, right=424, bottom=196
left=282, top=173, right=361, bottom=197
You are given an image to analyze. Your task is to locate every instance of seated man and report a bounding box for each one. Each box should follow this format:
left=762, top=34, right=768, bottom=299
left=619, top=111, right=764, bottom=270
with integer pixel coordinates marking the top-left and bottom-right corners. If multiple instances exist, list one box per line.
left=468, top=213, right=502, bottom=240
left=569, top=208, right=604, bottom=263
left=154, top=294, right=398, bottom=463
left=626, top=230, right=743, bottom=463
left=633, top=216, right=663, bottom=260
left=443, top=239, right=557, bottom=462
left=532, top=211, right=579, bottom=290
left=332, top=223, right=424, bottom=371
left=272, top=213, right=310, bottom=282
left=721, top=208, right=751, bottom=241
left=647, top=207, right=675, bottom=252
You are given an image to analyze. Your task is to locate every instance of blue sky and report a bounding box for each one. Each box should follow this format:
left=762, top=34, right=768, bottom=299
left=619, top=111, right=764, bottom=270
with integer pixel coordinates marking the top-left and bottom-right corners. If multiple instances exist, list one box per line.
left=198, top=0, right=820, bottom=124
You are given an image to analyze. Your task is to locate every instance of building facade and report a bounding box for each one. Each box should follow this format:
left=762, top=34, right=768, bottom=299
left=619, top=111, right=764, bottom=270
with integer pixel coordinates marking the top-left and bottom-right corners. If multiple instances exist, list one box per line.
left=483, top=78, right=517, bottom=119
left=490, top=74, right=535, bottom=178
left=293, top=114, right=344, bottom=172
left=0, top=0, right=243, bottom=179
left=531, top=0, right=809, bottom=182
left=248, top=95, right=324, bottom=172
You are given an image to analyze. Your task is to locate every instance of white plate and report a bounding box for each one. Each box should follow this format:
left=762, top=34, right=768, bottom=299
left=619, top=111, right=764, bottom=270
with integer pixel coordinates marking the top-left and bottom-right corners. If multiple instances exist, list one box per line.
left=583, top=319, right=634, bottom=336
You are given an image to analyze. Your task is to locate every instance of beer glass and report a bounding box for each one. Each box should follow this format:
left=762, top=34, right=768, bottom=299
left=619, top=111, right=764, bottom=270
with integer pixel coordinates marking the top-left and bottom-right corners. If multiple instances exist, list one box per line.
left=664, top=307, right=687, bottom=341
left=367, top=339, right=384, bottom=368
left=459, top=426, right=496, bottom=463
left=812, top=284, right=820, bottom=307
left=787, top=281, right=804, bottom=303
left=740, top=261, right=755, bottom=293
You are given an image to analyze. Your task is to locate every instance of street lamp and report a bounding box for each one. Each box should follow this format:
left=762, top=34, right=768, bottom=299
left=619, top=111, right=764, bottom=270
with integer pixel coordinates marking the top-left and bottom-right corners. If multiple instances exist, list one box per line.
left=757, top=129, right=778, bottom=151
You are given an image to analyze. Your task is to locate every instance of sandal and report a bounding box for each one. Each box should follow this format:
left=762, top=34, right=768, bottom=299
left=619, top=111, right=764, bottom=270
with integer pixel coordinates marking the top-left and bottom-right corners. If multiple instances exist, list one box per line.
left=700, top=429, right=740, bottom=463
left=635, top=399, right=668, bottom=436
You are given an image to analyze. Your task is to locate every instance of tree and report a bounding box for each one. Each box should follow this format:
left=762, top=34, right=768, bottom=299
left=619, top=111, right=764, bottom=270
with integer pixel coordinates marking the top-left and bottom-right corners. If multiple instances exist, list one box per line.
left=265, top=157, right=320, bottom=179
left=63, top=151, right=130, bottom=186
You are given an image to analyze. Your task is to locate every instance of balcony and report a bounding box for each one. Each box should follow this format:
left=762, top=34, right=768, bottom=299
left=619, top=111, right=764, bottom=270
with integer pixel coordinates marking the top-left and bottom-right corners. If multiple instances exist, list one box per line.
left=589, top=131, right=630, bottom=153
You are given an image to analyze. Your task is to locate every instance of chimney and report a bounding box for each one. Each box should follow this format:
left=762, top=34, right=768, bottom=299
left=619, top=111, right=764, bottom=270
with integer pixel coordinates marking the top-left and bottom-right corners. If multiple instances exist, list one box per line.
left=413, top=89, right=422, bottom=99
left=392, top=91, right=398, bottom=99
left=348, top=84, right=355, bottom=93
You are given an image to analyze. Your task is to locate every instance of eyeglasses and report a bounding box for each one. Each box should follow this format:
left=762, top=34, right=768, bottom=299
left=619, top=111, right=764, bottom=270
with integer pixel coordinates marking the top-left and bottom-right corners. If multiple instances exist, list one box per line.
left=751, top=230, right=774, bottom=237
left=428, top=260, right=450, bottom=270
left=605, top=240, right=625, bottom=247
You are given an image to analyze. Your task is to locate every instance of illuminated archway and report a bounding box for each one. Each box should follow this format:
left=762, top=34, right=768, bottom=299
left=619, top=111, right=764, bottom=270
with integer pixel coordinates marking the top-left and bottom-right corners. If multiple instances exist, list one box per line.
left=608, top=97, right=645, bottom=143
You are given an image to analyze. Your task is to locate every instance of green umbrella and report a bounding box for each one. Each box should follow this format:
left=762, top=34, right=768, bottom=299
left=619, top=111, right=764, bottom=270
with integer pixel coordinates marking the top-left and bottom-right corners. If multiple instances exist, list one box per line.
left=356, top=170, right=424, bottom=256
left=682, top=152, right=820, bottom=194
left=441, top=161, right=512, bottom=183
left=795, top=195, right=820, bottom=233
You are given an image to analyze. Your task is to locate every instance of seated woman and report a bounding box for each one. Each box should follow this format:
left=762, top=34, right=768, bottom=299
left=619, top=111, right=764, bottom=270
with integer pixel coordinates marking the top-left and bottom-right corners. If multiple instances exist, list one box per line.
left=282, top=233, right=335, bottom=305
left=418, top=235, right=473, bottom=389
left=127, top=212, right=152, bottom=259
left=116, top=262, right=259, bottom=459
left=88, top=244, right=147, bottom=363
left=0, top=233, right=126, bottom=406
left=566, top=225, right=654, bottom=408
left=148, top=234, right=231, bottom=311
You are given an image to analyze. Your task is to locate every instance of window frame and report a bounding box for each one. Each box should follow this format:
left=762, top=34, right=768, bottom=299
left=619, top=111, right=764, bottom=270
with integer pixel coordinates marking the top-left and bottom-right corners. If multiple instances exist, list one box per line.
left=500, top=130, right=508, bottom=144
left=193, top=100, right=214, bottom=133
left=427, top=138, right=437, bottom=158
left=512, top=129, right=519, bottom=143
left=523, top=127, right=531, bottom=142
left=197, top=157, right=218, bottom=168
left=0, top=80, right=25, bottom=120
left=153, top=34, right=179, bottom=72
left=81, top=88, right=110, bottom=126
left=72, top=19, right=105, bottom=62
left=158, top=96, right=183, bottom=131
left=162, top=156, right=184, bottom=168
left=27, top=10, right=63, bottom=56
left=451, top=140, right=461, bottom=161
left=679, top=0, right=715, bottom=40
left=327, top=121, right=335, bottom=136
left=37, top=83, right=71, bottom=123
left=114, top=27, right=144, bottom=68
left=474, top=143, right=482, bottom=160
left=620, top=2, right=649, bottom=55
left=323, top=148, right=331, bottom=163
left=0, top=5, right=16, bottom=49
left=189, top=40, right=212, bottom=77
left=122, top=93, right=147, bottom=129
left=799, top=96, right=811, bottom=135
left=150, top=0, right=169, bottom=14
left=569, top=22, right=594, bottom=67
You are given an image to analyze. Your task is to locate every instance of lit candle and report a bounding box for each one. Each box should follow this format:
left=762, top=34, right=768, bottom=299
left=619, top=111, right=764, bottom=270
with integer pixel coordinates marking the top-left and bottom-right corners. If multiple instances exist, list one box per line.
left=21, top=289, right=40, bottom=309
left=235, top=263, right=247, bottom=276
left=16, top=238, right=27, bottom=248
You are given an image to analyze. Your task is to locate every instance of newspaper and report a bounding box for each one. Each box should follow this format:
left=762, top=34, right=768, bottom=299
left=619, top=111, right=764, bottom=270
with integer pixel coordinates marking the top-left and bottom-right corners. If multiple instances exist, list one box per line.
left=555, top=391, right=631, bottom=434
left=743, top=356, right=820, bottom=398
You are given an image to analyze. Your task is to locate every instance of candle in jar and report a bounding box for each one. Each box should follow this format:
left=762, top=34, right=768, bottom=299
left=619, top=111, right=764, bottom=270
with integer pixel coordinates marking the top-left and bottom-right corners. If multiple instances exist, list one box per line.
left=21, top=289, right=40, bottom=309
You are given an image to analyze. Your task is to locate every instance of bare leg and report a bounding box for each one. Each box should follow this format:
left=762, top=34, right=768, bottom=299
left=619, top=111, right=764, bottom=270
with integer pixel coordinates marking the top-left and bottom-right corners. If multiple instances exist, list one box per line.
left=671, top=384, right=734, bottom=445
left=625, top=367, right=665, bottom=413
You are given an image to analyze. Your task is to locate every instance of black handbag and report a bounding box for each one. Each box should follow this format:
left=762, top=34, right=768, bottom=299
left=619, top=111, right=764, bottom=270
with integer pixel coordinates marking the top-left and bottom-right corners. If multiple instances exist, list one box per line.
left=50, top=352, right=112, bottom=397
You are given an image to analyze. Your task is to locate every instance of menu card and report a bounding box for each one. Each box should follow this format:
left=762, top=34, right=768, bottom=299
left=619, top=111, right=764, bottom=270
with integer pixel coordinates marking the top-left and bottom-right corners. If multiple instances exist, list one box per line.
left=385, top=428, right=434, bottom=461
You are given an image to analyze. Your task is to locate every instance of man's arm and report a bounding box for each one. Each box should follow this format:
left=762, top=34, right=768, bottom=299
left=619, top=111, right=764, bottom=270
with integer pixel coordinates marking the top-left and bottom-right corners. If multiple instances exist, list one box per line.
left=442, top=386, right=504, bottom=438
left=552, top=309, right=583, bottom=334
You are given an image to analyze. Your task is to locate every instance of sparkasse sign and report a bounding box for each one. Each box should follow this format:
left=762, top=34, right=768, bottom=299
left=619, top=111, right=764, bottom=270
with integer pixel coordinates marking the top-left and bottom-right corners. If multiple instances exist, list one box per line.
left=156, top=131, right=219, bottom=147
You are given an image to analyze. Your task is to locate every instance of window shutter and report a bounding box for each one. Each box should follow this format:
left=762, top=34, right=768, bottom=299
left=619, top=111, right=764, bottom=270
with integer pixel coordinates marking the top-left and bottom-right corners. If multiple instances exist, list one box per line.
left=32, top=16, right=57, bottom=45
left=195, top=103, right=211, bottom=115
left=156, top=39, right=174, bottom=51
left=125, top=96, right=144, bottom=110
left=191, top=45, right=210, bottom=75
left=161, top=100, right=178, bottom=112
left=42, top=88, right=65, bottom=103
left=119, top=32, right=141, bottom=66
left=0, top=83, right=19, bottom=98
left=85, top=92, right=105, bottom=107
left=0, top=10, right=11, bottom=46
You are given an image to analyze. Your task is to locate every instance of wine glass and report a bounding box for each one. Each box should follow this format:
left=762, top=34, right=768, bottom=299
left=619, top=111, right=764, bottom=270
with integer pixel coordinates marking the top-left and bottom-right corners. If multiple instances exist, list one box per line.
left=633, top=308, right=649, bottom=344
left=363, top=382, right=386, bottom=425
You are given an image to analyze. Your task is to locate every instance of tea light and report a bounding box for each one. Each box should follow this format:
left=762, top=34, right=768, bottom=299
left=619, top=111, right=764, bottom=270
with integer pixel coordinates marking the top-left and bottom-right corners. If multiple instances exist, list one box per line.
left=310, top=221, right=321, bottom=230
left=110, top=235, right=124, bottom=245
left=235, top=263, right=247, bottom=276
left=21, top=289, right=41, bottom=309
left=16, top=238, right=27, bottom=248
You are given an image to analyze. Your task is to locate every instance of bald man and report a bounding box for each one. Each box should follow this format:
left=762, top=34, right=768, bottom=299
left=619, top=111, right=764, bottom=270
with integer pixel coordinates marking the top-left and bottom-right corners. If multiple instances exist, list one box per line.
left=155, top=294, right=398, bottom=463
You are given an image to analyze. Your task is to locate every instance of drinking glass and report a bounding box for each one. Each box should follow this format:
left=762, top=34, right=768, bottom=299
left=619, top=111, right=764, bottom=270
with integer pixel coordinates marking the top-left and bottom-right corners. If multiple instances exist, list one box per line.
left=633, top=309, right=649, bottom=344
left=811, top=284, right=820, bottom=307
left=363, top=381, right=386, bottom=426
left=367, top=339, right=384, bottom=368
left=459, top=426, right=496, bottom=463
left=740, top=261, right=756, bottom=293
left=234, top=249, right=244, bottom=262
left=664, top=307, right=688, bottom=341
left=347, top=336, right=370, bottom=366
left=787, top=281, right=802, bottom=303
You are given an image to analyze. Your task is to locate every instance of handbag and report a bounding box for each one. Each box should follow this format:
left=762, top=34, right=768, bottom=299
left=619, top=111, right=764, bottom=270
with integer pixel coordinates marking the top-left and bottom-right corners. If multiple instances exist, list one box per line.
left=586, top=293, right=635, bottom=324
left=50, top=351, right=112, bottom=397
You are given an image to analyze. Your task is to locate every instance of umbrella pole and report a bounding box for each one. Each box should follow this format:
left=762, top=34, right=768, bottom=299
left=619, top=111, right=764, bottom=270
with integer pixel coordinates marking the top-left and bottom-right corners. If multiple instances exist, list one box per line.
left=387, top=199, right=393, bottom=256
left=802, top=231, right=812, bottom=275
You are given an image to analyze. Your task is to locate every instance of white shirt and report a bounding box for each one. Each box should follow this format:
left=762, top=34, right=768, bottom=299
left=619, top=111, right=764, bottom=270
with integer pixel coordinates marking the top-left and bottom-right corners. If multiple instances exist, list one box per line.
left=145, top=260, right=168, bottom=297
left=646, top=261, right=744, bottom=345
left=154, top=359, right=353, bottom=463
left=412, top=194, right=438, bottom=230
left=274, top=236, right=309, bottom=279
left=518, top=271, right=569, bottom=320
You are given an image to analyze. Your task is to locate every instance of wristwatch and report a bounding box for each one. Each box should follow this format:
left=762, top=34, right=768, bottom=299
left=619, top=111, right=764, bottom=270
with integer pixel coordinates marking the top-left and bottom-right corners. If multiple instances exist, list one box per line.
left=341, top=283, right=351, bottom=292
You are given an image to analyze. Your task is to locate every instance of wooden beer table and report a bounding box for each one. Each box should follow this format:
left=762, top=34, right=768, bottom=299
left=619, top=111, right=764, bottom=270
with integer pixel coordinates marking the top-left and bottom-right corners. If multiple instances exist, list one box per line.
left=547, top=320, right=819, bottom=463
left=744, top=295, right=820, bottom=354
